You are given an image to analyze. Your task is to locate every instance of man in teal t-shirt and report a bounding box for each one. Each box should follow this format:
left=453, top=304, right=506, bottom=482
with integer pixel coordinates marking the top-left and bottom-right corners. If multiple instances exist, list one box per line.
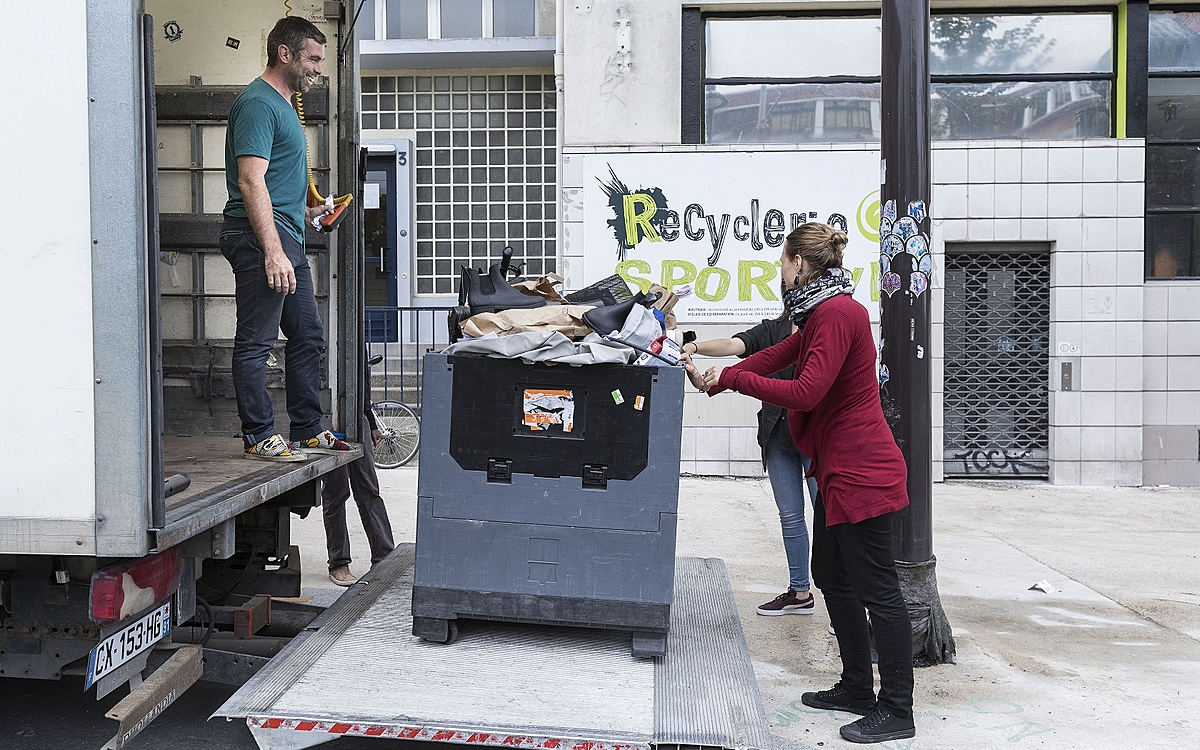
left=220, top=16, right=351, bottom=462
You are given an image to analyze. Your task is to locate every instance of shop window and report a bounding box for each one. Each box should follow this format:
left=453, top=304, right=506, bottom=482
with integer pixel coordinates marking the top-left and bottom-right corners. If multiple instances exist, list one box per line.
left=1147, top=11, right=1200, bottom=278
left=699, top=12, right=1113, bottom=143
left=358, top=0, right=537, bottom=40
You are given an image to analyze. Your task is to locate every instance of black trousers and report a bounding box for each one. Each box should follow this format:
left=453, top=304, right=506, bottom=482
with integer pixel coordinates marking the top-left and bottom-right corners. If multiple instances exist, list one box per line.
left=321, top=416, right=395, bottom=570
left=811, top=492, right=914, bottom=718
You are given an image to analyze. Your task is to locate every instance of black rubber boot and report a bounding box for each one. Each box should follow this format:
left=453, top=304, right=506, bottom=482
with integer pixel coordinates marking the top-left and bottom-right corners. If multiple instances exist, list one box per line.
left=464, top=264, right=547, bottom=315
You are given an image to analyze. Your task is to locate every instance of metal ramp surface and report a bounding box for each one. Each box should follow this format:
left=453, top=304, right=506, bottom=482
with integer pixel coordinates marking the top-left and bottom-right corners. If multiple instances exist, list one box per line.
left=216, top=546, right=772, bottom=750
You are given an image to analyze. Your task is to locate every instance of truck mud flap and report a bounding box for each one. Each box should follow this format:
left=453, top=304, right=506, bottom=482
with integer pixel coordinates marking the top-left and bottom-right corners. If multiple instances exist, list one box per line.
left=101, top=644, right=203, bottom=750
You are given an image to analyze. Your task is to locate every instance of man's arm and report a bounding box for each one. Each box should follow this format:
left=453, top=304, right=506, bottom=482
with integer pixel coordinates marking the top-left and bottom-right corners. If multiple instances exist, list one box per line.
left=237, top=155, right=296, bottom=294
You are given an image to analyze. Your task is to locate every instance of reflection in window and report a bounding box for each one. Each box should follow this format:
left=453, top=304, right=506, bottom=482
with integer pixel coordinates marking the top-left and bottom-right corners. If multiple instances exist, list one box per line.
left=701, top=12, right=1113, bottom=143
left=1150, top=12, right=1200, bottom=72
left=930, top=14, right=1112, bottom=76
left=933, top=81, right=1110, bottom=140
left=1148, top=12, right=1200, bottom=278
left=706, top=84, right=880, bottom=143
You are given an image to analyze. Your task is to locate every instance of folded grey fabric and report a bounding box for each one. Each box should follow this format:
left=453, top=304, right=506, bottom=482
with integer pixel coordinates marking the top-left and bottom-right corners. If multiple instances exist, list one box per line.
left=443, top=331, right=635, bottom=365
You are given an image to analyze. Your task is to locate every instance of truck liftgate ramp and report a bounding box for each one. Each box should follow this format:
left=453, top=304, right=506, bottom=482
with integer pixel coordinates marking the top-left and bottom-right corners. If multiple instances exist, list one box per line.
left=215, top=545, right=780, bottom=750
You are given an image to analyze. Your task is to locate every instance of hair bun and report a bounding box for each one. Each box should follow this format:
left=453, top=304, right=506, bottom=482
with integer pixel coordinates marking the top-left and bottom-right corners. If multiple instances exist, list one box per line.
left=830, top=230, right=849, bottom=248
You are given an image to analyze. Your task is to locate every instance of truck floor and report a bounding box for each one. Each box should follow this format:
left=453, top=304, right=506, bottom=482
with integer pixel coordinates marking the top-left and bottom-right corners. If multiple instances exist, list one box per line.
left=215, top=545, right=776, bottom=750
left=159, top=435, right=361, bottom=549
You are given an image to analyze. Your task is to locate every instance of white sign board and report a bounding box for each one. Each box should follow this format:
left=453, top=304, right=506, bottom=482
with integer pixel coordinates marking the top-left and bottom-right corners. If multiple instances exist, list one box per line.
left=578, top=151, right=883, bottom=323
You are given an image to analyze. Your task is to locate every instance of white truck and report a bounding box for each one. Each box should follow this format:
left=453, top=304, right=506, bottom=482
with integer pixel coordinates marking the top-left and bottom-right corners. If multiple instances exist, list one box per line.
left=2, top=3, right=779, bottom=749
left=1, top=0, right=365, bottom=742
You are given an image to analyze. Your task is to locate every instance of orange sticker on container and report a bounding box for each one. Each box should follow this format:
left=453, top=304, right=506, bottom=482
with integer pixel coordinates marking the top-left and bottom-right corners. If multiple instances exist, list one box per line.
left=522, top=388, right=575, bottom=432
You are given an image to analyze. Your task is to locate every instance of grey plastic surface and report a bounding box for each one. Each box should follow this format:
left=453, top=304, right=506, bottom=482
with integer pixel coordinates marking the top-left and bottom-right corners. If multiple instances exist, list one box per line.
left=413, top=352, right=685, bottom=636
left=216, top=553, right=781, bottom=750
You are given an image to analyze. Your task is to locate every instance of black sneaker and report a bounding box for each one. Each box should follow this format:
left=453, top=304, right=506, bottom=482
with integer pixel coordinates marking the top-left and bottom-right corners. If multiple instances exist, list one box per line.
left=839, top=707, right=916, bottom=744
left=800, top=683, right=876, bottom=715
left=756, top=589, right=815, bottom=616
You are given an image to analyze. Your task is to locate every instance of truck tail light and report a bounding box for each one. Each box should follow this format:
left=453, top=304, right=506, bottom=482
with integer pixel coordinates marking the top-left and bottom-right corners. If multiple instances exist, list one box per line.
left=89, top=548, right=183, bottom=626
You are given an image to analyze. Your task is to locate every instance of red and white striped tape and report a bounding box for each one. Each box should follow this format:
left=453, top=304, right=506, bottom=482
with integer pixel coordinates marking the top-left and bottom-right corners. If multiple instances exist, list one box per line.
left=247, top=717, right=650, bottom=750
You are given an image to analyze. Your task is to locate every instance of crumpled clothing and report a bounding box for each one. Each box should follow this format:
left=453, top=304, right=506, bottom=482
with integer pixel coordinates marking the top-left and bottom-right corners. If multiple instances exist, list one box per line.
left=443, top=330, right=637, bottom=366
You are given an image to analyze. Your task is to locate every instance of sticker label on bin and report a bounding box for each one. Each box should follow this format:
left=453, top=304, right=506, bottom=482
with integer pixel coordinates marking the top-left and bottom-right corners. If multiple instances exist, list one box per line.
left=611, top=389, right=624, bottom=405
left=522, top=389, right=576, bottom=433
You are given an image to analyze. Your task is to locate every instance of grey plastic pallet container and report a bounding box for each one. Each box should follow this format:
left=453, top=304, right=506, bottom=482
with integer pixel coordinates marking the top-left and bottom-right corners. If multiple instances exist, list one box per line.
left=412, top=352, right=684, bottom=657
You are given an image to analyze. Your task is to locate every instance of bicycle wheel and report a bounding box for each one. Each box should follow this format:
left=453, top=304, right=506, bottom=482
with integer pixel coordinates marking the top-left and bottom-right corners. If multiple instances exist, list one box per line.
left=372, top=400, right=420, bottom=469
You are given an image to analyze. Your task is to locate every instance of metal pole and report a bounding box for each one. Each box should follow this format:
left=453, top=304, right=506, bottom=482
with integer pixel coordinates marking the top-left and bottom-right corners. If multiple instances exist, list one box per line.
left=878, top=0, right=954, bottom=666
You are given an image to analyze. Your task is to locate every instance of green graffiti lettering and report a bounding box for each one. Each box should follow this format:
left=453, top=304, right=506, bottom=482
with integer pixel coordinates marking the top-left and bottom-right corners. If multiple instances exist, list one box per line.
left=851, top=266, right=864, bottom=289
left=616, top=259, right=652, bottom=294
left=870, top=261, right=880, bottom=302
left=622, top=193, right=661, bottom=247
left=661, top=259, right=697, bottom=291
left=695, top=266, right=731, bottom=302
left=739, top=260, right=778, bottom=302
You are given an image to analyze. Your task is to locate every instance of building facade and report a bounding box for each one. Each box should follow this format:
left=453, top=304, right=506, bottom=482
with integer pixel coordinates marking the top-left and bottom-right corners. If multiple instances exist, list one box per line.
left=359, top=0, right=1200, bottom=487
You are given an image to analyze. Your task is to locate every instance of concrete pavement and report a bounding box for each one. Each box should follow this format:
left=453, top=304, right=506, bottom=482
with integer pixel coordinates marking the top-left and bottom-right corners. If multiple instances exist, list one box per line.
left=291, top=470, right=1200, bottom=750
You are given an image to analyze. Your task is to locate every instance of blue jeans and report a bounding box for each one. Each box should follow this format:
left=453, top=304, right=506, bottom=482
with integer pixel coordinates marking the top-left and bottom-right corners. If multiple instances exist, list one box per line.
left=220, top=217, right=326, bottom=446
left=763, top=422, right=819, bottom=592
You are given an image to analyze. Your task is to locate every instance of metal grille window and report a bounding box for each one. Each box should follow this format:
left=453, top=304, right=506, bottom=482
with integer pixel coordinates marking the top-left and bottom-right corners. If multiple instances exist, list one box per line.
left=943, top=244, right=1050, bottom=478
left=1146, top=10, right=1200, bottom=278
left=361, top=72, right=557, bottom=295
left=700, top=12, right=1113, bottom=143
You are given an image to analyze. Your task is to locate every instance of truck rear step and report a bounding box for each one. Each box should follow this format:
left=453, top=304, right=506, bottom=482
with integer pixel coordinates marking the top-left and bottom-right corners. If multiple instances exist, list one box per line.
left=215, top=546, right=773, bottom=750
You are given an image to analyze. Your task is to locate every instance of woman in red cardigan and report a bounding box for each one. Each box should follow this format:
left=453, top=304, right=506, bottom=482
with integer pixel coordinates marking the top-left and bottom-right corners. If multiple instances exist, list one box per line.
left=686, top=223, right=916, bottom=745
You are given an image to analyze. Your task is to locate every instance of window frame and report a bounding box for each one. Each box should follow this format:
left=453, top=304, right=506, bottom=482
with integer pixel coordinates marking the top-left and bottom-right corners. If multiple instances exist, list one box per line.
left=1144, top=5, right=1200, bottom=279
left=685, top=6, right=1120, bottom=144
left=367, top=0, right=538, bottom=41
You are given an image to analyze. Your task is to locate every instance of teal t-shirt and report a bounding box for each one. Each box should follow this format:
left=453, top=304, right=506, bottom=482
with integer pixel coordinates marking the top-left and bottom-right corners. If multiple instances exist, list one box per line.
left=223, top=77, right=307, bottom=244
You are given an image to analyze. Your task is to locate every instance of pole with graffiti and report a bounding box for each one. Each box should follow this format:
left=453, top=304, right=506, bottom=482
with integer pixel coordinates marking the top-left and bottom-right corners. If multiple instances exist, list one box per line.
left=879, top=0, right=955, bottom=666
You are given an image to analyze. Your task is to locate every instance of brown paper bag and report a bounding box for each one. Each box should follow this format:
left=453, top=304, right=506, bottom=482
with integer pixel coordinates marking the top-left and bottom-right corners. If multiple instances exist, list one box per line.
left=461, top=304, right=594, bottom=339
left=648, top=283, right=680, bottom=330
left=512, top=273, right=569, bottom=304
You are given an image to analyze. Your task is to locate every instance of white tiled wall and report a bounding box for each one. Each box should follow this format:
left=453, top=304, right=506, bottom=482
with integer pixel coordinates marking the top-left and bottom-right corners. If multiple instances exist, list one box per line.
left=1143, top=281, right=1200, bottom=486
left=933, top=140, right=1146, bottom=487
left=563, top=140, right=1200, bottom=486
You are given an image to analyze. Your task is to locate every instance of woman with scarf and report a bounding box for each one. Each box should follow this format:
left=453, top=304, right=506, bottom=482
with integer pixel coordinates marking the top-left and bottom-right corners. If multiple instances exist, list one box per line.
left=685, top=223, right=916, bottom=745
left=681, top=321, right=820, bottom=618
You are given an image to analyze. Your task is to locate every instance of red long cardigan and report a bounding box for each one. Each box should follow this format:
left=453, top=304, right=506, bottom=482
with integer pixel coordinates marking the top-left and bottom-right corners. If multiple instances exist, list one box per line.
left=712, top=295, right=909, bottom=526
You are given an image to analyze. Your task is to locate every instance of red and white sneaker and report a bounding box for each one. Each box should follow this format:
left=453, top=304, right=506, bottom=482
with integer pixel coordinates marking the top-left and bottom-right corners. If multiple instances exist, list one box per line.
left=289, top=430, right=353, bottom=455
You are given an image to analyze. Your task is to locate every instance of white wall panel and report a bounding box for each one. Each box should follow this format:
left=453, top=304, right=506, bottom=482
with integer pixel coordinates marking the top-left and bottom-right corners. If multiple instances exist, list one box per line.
left=0, top=1, right=97, bottom=524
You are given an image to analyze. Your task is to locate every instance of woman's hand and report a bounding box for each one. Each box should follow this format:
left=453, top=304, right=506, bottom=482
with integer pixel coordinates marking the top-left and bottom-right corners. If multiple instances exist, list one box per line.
left=703, top=365, right=726, bottom=390
left=682, top=354, right=709, bottom=391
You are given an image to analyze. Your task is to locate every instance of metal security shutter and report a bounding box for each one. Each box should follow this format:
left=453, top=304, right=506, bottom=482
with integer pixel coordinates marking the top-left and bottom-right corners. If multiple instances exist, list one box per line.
left=943, top=243, right=1050, bottom=478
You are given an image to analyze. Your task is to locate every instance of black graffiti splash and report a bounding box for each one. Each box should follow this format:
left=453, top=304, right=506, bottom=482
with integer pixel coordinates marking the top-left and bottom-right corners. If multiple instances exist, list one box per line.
left=597, top=165, right=670, bottom=261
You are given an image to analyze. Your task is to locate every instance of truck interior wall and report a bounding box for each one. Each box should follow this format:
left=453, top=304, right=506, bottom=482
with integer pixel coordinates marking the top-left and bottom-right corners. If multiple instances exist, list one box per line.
left=148, top=0, right=352, bottom=440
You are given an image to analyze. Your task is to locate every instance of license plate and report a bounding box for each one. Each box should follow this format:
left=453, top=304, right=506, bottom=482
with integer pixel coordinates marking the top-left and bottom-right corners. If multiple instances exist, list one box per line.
left=86, top=601, right=171, bottom=689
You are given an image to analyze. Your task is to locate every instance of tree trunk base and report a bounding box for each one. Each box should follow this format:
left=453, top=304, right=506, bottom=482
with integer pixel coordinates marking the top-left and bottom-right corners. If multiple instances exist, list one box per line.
left=897, top=556, right=956, bottom=667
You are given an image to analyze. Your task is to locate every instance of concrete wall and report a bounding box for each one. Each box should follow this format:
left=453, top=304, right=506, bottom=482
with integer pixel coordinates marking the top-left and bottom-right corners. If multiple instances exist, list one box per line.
left=562, top=0, right=681, bottom=145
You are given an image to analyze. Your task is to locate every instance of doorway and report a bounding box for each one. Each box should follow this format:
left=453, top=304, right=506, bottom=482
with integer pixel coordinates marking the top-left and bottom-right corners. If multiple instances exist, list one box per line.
left=363, top=141, right=412, bottom=342
left=943, top=243, right=1051, bottom=477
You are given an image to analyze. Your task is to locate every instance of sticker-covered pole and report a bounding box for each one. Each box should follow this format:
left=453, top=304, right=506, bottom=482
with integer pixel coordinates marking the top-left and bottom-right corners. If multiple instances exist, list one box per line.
left=878, top=0, right=955, bottom=666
